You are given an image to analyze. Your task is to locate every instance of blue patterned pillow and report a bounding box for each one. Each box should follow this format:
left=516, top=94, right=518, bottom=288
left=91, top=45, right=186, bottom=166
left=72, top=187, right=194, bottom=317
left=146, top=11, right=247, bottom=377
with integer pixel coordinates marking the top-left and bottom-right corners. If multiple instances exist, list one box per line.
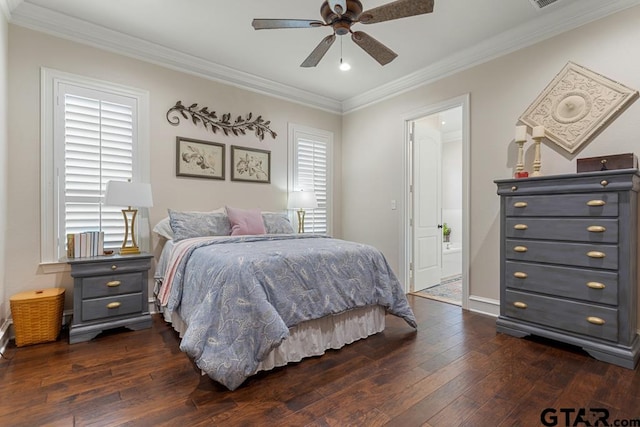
left=262, top=213, right=295, bottom=234
left=168, top=209, right=231, bottom=241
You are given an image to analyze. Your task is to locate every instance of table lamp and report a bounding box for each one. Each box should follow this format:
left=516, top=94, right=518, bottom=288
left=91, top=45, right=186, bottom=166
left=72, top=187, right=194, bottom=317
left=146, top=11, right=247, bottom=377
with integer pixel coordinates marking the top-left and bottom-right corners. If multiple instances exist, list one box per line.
left=105, top=180, right=153, bottom=254
left=287, top=190, right=318, bottom=233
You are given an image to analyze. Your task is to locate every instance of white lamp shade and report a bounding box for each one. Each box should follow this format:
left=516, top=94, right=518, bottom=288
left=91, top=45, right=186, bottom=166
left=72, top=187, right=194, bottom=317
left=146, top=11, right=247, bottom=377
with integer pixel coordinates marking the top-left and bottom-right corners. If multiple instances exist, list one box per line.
left=105, top=181, right=154, bottom=208
left=288, top=190, right=318, bottom=209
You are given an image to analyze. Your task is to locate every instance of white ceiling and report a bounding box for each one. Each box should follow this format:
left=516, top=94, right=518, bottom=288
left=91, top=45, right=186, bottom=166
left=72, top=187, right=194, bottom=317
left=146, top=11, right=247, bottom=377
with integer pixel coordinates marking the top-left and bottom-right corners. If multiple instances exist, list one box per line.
left=7, top=0, right=640, bottom=113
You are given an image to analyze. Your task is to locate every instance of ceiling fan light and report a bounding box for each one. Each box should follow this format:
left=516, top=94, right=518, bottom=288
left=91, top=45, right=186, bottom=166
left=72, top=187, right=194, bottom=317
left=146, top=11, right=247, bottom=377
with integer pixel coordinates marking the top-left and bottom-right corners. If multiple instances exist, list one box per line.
left=339, top=59, right=351, bottom=71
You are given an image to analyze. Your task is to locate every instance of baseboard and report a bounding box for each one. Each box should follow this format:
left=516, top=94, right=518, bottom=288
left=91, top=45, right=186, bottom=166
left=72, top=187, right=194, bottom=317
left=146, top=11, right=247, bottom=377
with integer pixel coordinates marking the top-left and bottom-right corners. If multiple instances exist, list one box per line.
left=467, top=295, right=500, bottom=317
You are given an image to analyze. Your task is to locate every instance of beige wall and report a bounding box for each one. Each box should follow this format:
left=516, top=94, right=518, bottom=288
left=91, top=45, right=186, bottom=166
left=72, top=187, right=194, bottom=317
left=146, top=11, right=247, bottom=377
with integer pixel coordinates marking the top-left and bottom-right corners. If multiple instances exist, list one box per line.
left=0, top=11, right=8, bottom=327
left=4, top=25, right=342, bottom=314
left=342, top=6, right=640, bottom=314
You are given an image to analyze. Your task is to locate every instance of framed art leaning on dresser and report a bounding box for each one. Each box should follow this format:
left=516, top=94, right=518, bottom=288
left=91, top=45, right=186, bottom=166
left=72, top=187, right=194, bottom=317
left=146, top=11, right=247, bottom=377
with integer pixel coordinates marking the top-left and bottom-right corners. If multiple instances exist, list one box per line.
left=495, top=169, right=640, bottom=369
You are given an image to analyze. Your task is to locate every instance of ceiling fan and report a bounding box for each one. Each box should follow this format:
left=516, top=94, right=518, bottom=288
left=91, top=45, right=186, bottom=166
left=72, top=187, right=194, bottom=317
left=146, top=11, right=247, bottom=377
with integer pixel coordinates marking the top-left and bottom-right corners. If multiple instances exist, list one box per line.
left=252, top=0, right=435, bottom=67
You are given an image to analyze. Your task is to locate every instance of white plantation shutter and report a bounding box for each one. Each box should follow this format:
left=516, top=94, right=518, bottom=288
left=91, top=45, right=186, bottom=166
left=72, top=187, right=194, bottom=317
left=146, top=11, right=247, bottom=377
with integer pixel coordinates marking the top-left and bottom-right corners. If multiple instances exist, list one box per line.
left=289, top=124, right=333, bottom=234
left=58, top=85, right=137, bottom=257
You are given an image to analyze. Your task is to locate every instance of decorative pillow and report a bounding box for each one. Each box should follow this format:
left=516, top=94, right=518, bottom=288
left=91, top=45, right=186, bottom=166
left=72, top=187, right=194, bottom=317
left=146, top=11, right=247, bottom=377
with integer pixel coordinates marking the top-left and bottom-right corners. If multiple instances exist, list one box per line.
left=262, top=213, right=294, bottom=234
left=168, top=209, right=231, bottom=241
left=226, top=206, right=266, bottom=236
left=152, top=217, right=174, bottom=240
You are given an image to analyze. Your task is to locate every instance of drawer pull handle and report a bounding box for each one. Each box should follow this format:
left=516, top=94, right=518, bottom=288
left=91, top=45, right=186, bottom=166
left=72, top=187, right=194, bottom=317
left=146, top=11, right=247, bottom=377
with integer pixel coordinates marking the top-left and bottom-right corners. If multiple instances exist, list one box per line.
left=587, top=281, right=606, bottom=290
left=587, top=316, right=605, bottom=326
left=111, top=265, right=117, bottom=270
left=587, top=200, right=606, bottom=207
left=107, top=302, right=121, bottom=309
left=106, top=280, right=121, bottom=287
left=511, top=186, right=518, bottom=191
left=513, top=302, right=528, bottom=309
left=600, top=180, right=608, bottom=187
left=587, top=251, right=606, bottom=259
left=513, top=202, right=528, bottom=208
left=514, top=272, right=528, bottom=279
left=513, top=246, right=528, bottom=253
left=587, top=225, right=606, bottom=233
left=513, top=224, right=528, bottom=230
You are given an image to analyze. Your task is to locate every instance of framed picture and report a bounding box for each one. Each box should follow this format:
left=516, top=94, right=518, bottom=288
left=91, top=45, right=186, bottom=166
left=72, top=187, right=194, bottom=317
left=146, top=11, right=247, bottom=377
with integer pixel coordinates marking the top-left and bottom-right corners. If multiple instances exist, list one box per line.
left=231, top=145, right=271, bottom=183
left=176, top=137, right=225, bottom=180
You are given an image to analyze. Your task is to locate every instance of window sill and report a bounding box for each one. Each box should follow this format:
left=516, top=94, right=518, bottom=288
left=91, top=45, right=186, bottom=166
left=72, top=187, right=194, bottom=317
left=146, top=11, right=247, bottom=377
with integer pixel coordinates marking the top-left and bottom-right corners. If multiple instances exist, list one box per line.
left=39, top=261, right=70, bottom=274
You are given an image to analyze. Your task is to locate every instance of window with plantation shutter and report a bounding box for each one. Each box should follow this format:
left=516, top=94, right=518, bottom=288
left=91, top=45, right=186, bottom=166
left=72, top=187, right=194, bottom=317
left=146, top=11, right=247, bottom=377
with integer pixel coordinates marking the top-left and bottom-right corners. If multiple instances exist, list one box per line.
left=62, top=89, right=135, bottom=253
left=288, top=124, right=333, bottom=234
left=41, top=69, right=150, bottom=265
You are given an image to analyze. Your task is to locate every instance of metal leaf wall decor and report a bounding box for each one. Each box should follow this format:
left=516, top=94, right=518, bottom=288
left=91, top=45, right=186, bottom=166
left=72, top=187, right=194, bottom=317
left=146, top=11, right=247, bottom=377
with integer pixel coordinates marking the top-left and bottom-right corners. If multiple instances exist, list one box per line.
left=166, top=101, right=277, bottom=141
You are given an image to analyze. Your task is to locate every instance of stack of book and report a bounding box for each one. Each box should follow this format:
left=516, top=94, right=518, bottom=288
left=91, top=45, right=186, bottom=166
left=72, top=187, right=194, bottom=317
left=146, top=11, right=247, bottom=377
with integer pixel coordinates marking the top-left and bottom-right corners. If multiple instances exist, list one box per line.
left=66, top=231, right=105, bottom=258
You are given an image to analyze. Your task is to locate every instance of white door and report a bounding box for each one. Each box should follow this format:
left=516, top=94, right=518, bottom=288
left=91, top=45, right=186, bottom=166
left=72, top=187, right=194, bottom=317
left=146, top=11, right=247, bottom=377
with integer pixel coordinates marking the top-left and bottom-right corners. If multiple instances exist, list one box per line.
left=412, top=121, right=442, bottom=292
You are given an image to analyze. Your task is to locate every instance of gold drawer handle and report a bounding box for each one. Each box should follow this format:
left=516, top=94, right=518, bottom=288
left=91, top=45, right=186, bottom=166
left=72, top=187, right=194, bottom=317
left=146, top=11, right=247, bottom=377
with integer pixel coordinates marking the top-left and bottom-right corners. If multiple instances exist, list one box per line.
left=587, top=226, right=606, bottom=233
left=587, top=316, right=605, bottom=326
left=513, top=301, right=528, bottom=309
left=106, top=280, right=121, bottom=287
left=513, top=246, right=528, bottom=253
left=513, top=201, right=528, bottom=208
left=600, top=180, right=608, bottom=187
left=107, top=302, right=121, bottom=309
left=587, top=281, right=606, bottom=290
left=111, top=265, right=117, bottom=270
left=514, top=272, right=528, bottom=279
left=587, top=200, right=606, bottom=207
left=513, top=224, right=528, bottom=230
left=587, top=251, right=606, bottom=259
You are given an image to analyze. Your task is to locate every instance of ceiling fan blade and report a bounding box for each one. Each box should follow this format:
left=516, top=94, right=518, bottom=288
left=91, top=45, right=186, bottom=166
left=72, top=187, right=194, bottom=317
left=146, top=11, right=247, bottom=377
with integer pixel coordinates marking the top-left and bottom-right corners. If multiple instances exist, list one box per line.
left=328, top=0, right=347, bottom=15
left=360, top=0, right=434, bottom=24
left=351, top=31, right=397, bottom=65
left=301, top=34, right=336, bottom=67
left=252, top=19, right=324, bottom=30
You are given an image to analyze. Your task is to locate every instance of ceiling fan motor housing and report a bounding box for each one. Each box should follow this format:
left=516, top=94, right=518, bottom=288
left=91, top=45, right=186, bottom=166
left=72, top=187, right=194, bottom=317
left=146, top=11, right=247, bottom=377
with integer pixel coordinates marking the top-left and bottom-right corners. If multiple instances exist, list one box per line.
left=321, top=0, right=363, bottom=35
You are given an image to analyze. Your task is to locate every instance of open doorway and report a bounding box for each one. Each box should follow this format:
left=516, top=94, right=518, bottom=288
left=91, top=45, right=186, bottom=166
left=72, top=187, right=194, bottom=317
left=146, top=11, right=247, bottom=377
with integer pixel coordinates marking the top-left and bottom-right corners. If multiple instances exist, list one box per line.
left=402, top=95, right=469, bottom=308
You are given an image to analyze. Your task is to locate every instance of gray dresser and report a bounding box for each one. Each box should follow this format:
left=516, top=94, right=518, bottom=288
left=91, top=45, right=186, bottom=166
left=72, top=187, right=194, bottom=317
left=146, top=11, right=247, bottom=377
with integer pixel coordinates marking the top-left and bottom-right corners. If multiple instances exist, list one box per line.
left=68, top=253, right=153, bottom=343
left=495, top=169, right=640, bottom=369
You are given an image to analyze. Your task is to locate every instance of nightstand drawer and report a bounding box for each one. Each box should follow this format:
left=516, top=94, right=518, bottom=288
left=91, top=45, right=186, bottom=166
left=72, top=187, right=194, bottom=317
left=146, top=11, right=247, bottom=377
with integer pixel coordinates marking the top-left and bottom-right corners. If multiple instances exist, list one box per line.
left=505, top=193, right=618, bottom=217
left=81, top=273, right=143, bottom=298
left=505, top=218, right=618, bottom=243
left=504, top=290, right=619, bottom=342
left=69, top=257, right=152, bottom=277
left=82, top=293, right=143, bottom=322
left=505, top=261, right=618, bottom=305
left=506, top=239, right=618, bottom=270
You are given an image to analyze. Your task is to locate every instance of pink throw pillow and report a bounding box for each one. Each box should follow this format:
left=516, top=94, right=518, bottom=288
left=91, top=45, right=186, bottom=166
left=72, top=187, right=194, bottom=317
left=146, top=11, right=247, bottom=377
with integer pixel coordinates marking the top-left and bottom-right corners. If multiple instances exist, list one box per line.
left=226, top=206, right=266, bottom=236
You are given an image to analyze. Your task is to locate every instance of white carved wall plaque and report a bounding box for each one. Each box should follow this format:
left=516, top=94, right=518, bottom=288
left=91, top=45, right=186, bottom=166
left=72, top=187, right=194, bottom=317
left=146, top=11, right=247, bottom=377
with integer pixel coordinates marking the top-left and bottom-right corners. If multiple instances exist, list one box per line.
left=519, top=62, right=638, bottom=154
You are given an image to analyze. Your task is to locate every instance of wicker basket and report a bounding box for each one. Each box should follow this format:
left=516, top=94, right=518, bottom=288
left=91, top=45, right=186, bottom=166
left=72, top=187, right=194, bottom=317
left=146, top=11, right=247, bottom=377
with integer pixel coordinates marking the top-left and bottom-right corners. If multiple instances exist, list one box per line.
left=10, top=288, right=65, bottom=347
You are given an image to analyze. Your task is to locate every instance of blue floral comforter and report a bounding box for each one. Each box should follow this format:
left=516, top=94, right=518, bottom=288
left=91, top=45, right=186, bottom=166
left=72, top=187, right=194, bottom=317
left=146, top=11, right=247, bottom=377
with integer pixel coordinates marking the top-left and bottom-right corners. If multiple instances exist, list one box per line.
left=161, top=234, right=417, bottom=390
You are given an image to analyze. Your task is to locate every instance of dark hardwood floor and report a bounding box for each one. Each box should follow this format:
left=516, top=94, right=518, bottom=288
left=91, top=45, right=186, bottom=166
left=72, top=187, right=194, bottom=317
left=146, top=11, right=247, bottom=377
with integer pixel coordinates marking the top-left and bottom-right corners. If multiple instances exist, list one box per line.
left=1, top=295, right=639, bottom=426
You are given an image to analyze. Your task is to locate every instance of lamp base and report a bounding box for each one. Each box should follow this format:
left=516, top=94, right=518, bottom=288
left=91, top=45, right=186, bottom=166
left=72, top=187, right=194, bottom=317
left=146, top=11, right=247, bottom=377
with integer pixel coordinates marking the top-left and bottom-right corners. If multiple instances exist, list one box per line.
left=119, top=246, right=141, bottom=255
left=297, top=209, right=306, bottom=233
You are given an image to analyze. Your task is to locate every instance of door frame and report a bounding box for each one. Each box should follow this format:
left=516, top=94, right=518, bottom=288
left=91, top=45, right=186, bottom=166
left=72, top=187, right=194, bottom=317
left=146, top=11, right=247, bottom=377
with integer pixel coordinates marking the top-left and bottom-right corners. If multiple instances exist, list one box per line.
left=400, top=94, right=470, bottom=309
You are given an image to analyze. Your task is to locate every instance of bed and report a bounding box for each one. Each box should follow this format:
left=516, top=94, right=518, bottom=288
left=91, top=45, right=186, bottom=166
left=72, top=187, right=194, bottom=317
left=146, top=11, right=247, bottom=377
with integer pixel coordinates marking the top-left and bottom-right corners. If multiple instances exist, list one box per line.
left=154, top=208, right=417, bottom=390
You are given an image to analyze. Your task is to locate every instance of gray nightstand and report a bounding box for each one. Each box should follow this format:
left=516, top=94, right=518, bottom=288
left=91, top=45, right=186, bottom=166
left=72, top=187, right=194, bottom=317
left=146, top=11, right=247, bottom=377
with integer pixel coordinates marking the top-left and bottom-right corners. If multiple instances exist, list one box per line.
left=68, top=252, right=153, bottom=344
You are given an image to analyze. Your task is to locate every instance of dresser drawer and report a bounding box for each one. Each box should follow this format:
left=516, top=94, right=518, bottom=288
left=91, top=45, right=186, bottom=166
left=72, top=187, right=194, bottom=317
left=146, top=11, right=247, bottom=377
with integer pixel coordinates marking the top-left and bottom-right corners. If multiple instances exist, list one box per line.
left=504, top=290, right=619, bottom=342
left=505, top=218, right=618, bottom=243
left=506, top=239, right=618, bottom=270
left=81, top=273, right=143, bottom=298
left=69, top=257, right=152, bottom=277
left=505, top=261, right=618, bottom=305
left=505, top=193, right=618, bottom=217
left=82, top=293, right=144, bottom=322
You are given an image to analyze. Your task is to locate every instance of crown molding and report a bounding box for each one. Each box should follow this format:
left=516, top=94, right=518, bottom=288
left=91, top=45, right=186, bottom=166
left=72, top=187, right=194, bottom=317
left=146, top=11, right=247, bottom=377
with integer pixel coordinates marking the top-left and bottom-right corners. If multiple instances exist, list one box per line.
left=9, top=0, right=640, bottom=115
left=9, top=2, right=343, bottom=114
left=342, top=0, right=640, bottom=114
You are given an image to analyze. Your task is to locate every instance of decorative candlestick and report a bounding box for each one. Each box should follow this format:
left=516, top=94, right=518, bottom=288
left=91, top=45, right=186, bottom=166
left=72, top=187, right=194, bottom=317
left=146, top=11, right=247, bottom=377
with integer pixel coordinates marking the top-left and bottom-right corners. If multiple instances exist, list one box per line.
left=514, top=125, right=528, bottom=178
left=531, top=125, right=545, bottom=177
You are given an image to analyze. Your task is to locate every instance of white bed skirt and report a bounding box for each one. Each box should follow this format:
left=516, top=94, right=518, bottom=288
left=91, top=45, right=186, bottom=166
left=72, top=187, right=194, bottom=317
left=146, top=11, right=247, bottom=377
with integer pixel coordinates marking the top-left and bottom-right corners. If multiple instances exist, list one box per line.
left=163, top=305, right=386, bottom=374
